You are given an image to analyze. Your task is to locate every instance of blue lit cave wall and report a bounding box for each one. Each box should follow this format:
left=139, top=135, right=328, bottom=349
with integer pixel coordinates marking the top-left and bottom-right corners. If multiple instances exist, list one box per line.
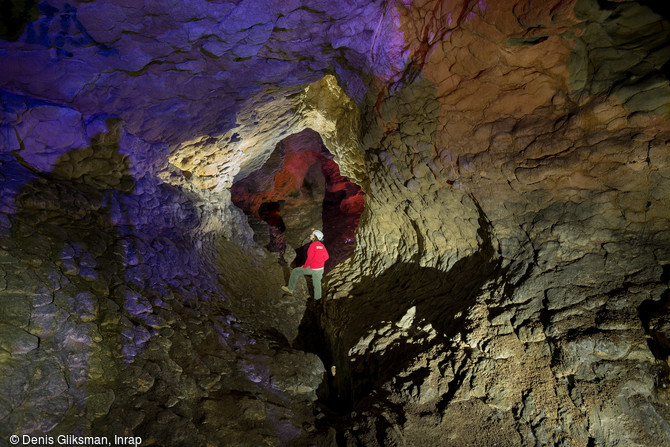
left=1, top=0, right=670, bottom=446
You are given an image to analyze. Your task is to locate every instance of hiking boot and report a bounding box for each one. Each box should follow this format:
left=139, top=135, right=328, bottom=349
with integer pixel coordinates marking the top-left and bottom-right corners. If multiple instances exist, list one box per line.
left=281, top=286, right=293, bottom=294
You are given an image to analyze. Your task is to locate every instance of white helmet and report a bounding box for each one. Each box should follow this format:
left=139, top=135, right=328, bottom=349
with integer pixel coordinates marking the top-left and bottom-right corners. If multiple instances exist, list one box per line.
left=312, top=229, right=324, bottom=241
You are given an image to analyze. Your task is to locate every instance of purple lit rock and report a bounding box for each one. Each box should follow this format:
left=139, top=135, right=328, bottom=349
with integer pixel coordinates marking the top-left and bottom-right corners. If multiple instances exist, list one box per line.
left=123, top=288, right=153, bottom=316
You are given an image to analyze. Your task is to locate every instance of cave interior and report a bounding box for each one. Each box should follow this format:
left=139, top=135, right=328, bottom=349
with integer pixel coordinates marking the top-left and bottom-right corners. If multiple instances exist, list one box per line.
left=1, top=0, right=670, bottom=446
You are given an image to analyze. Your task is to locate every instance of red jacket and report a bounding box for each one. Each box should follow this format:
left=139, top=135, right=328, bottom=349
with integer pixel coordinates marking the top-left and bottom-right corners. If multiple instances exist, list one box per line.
left=303, top=241, right=329, bottom=269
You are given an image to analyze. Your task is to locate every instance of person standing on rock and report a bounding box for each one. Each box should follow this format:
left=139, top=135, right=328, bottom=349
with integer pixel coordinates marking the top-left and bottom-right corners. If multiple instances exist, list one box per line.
left=281, top=229, right=329, bottom=300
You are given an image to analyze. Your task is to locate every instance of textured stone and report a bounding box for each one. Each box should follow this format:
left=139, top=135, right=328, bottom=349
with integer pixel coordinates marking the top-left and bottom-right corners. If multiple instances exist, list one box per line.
left=0, top=0, right=670, bottom=445
left=0, top=323, right=39, bottom=355
left=85, top=390, right=115, bottom=420
left=269, top=350, right=324, bottom=400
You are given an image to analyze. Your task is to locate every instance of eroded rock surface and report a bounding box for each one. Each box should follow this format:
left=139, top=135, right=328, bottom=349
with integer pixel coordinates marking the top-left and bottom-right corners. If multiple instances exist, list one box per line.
left=1, top=0, right=670, bottom=446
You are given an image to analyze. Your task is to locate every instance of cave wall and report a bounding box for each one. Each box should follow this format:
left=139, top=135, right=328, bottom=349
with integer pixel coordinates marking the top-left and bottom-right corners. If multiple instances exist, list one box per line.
left=1, top=1, right=379, bottom=443
left=1, top=0, right=670, bottom=446
left=321, top=0, right=670, bottom=445
left=0, top=112, right=324, bottom=444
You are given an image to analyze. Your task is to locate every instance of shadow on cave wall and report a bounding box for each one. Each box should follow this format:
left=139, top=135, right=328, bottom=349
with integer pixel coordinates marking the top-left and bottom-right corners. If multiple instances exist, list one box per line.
left=6, top=117, right=134, bottom=282
left=294, top=197, right=503, bottom=427
left=4, top=117, right=146, bottom=350
left=336, top=253, right=500, bottom=411
left=319, top=160, right=363, bottom=273
left=0, top=118, right=144, bottom=436
left=1, top=116, right=214, bottom=440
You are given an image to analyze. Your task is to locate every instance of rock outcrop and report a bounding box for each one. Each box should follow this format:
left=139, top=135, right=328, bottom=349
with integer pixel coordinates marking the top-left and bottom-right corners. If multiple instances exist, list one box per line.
left=1, top=0, right=669, bottom=446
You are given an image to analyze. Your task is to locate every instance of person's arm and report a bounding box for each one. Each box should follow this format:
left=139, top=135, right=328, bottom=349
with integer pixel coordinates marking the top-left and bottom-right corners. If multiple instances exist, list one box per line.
left=303, top=243, right=315, bottom=268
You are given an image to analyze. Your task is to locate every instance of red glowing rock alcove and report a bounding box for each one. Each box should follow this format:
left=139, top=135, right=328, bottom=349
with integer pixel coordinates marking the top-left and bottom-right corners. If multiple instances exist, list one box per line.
left=231, top=129, right=364, bottom=271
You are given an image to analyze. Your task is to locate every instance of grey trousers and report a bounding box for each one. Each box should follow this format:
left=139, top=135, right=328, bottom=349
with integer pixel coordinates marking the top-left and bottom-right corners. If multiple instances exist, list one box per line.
left=288, top=267, right=324, bottom=300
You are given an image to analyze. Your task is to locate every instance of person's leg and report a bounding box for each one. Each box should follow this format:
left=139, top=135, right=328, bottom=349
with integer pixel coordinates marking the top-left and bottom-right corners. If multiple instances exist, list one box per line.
left=311, top=269, right=324, bottom=300
left=288, top=267, right=306, bottom=290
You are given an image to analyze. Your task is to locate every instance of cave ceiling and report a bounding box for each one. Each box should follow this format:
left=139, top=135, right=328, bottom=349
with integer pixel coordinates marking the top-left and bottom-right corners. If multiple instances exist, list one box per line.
left=1, top=0, right=390, bottom=191
left=2, top=0, right=670, bottom=197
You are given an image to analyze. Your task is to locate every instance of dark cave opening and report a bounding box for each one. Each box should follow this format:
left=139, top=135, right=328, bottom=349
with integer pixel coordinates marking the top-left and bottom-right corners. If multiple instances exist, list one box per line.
left=230, top=128, right=364, bottom=273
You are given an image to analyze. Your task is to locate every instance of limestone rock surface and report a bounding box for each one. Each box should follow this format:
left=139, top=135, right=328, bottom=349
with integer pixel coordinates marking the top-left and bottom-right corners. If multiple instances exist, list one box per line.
left=1, top=0, right=670, bottom=446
